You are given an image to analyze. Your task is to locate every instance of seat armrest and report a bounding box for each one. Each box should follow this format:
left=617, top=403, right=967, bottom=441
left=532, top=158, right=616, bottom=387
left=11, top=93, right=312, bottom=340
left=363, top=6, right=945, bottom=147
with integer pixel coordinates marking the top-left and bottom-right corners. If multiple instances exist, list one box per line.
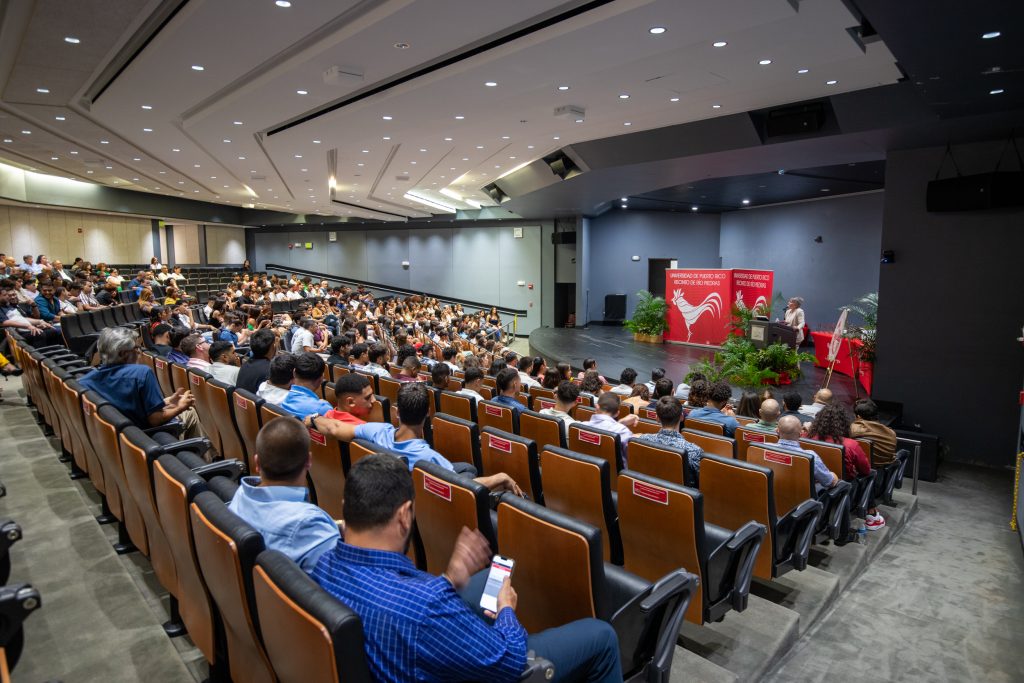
left=783, top=499, right=823, bottom=571
left=65, top=367, right=93, bottom=377
left=603, top=563, right=652, bottom=619
left=158, top=437, right=213, bottom=457
left=0, top=521, right=22, bottom=553
left=519, top=652, right=555, bottom=682
left=709, top=521, right=766, bottom=612
left=192, top=460, right=245, bottom=483
left=820, top=480, right=852, bottom=540
left=143, top=419, right=183, bottom=438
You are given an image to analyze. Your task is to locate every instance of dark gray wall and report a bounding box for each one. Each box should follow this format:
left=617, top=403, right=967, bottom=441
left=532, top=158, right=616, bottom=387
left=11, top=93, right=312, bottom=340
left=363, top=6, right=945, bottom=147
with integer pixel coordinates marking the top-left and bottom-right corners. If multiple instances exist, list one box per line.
left=874, top=143, right=1024, bottom=467
left=587, top=211, right=721, bottom=322
left=250, top=224, right=548, bottom=332
left=720, top=192, right=884, bottom=329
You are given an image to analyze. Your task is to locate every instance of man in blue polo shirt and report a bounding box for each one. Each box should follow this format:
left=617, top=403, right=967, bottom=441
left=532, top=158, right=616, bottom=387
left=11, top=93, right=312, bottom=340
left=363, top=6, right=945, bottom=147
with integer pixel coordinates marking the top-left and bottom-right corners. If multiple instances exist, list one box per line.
left=79, top=327, right=201, bottom=438
left=228, top=417, right=340, bottom=572
left=309, top=382, right=522, bottom=495
left=491, top=367, right=525, bottom=414
left=279, top=352, right=333, bottom=418
left=686, top=380, right=740, bottom=437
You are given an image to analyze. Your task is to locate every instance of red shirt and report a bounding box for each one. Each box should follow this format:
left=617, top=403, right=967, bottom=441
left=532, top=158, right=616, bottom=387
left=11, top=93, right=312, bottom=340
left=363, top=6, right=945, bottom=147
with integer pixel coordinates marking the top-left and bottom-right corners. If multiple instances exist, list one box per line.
left=818, top=435, right=870, bottom=480
left=324, top=410, right=366, bottom=425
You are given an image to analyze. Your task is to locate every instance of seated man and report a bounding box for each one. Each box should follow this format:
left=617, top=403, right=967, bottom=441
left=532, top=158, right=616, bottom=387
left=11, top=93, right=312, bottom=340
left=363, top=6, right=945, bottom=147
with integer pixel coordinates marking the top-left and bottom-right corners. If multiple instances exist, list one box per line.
left=34, top=280, right=63, bottom=324
left=747, top=398, right=782, bottom=432
left=167, top=329, right=191, bottom=365
left=850, top=398, right=898, bottom=466
left=326, top=336, right=351, bottom=366
left=208, top=341, right=241, bottom=385
left=228, top=418, right=340, bottom=573
left=80, top=327, right=200, bottom=439
left=646, top=377, right=674, bottom=411
left=349, top=342, right=370, bottom=369
left=491, top=367, right=525, bottom=415
left=576, top=357, right=606, bottom=384
left=181, top=334, right=213, bottom=372
left=312, top=454, right=622, bottom=683
left=455, top=366, right=486, bottom=403
left=290, top=318, right=318, bottom=354
left=539, top=380, right=579, bottom=429
left=309, top=382, right=521, bottom=494
left=150, top=323, right=175, bottom=357
left=781, top=391, right=813, bottom=425
left=395, top=355, right=422, bottom=383
left=799, top=388, right=833, bottom=419
left=776, top=415, right=838, bottom=493
left=643, top=367, right=666, bottom=395
left=585, top=392, right=639, bottom=466
left=686, top=381, right=740, bottom=437
left=325, top=373, right=374, bottom=425
left=236, top=328, right=276, bottom=394
left=429, top=362, right=451, bottom=391
left=634, top=396, right=705, bottom=483
left=362, top=343, right=392, bottom=378
left=516, top=356, right=541, bottom=389
left=442, top=346, right=461, bottom=372
left=280, top=352, right=333, bottom=418
left=258, top=353, right=295, bottom=405
left=418, top=343, right=438, bottom=368
left=610, top=367, right=637, bottom=397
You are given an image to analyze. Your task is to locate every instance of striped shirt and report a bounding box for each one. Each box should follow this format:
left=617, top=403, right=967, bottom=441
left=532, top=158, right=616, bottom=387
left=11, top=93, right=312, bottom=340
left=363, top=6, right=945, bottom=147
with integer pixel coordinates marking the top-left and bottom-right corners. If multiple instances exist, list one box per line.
left=313, top=542, right=527, bottom=682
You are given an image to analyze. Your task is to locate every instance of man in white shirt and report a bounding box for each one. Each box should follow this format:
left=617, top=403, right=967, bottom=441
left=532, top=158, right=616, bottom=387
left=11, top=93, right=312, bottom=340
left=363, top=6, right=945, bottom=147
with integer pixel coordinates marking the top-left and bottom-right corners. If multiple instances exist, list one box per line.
left=168, top=266, right=186, bottom=282
left=181, top=334, right=213, bottom=373
left=286, top=284, right=303, bottom=301
left=17, top=278, right=38, bottom=305
left=539, top=380, right=580, bottom=430
left=22, top=255, right=42, bottom=275
left=585, top=392, right=639, bottom=467
left=516, top=356, right=541, bottom=389
left=799, top=388, right=833, bottom=419
left=362, top=343, right=392, bottom=378
left=258, top=354, right=295, bottom=405
left=455, top=367, right=486, bottom=404
left=610, top=368, right=637, bottom=397
left=208, top=341, right=241, bottom=385
left=290, top=319, right=317, bottom=354
left=51, top=260, right=74, bottom=283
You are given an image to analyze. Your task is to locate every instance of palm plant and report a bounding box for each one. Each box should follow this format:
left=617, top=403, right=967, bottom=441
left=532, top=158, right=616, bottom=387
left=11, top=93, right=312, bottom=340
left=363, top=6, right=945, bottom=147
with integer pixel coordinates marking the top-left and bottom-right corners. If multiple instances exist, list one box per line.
left=624, top=290, right=668, bottom=336
left=842, top=292, right=878, bottom=362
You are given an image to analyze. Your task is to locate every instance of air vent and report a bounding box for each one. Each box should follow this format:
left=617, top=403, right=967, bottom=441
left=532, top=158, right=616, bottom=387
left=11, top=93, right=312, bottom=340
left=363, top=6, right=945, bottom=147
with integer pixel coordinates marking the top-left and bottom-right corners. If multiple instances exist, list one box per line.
left=395, top=174, right=410, bottom=181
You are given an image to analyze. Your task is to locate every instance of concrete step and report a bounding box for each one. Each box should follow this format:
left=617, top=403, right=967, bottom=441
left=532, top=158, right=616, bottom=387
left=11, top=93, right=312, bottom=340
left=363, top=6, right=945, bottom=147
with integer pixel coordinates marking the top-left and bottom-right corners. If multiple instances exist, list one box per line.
left=679, top=594, right=799, bottom=682
left=749, top=565, right=840, bottom=636
left=669, top=646, right=739, bottom=683
left=807, top=538, right=869, bottom=591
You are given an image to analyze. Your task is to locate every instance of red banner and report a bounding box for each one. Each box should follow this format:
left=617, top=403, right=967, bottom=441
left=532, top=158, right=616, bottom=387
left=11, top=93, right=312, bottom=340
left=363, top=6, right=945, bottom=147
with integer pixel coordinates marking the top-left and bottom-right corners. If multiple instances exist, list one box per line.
left=665, top=268, right=774, bottom=346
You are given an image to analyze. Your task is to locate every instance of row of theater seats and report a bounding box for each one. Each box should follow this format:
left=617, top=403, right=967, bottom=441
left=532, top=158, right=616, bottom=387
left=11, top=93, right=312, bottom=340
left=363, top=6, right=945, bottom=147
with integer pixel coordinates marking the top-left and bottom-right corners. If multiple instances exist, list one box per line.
left=0, top=493, right=41, bottom=681
left=13, top=334, right=698, bottom=682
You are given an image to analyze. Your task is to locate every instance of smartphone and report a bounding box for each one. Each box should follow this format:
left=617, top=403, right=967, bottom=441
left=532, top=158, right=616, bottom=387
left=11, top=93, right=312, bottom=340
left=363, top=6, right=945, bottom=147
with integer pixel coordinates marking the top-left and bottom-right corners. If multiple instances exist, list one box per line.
left=479, top=555, right=515, bottom=613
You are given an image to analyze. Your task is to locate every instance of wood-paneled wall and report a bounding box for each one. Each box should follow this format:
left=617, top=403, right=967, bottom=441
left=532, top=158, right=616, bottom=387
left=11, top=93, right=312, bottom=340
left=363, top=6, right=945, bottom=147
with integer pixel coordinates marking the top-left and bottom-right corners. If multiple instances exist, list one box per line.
left=0, top=205, right=152, bottom=264
left=206, top=225, right=245, bottom=264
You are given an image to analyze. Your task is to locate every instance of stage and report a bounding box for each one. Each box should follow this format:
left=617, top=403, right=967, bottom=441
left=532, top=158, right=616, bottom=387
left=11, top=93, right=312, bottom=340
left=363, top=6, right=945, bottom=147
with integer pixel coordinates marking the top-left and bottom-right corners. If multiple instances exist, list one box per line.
left=529, top=326, right=860, bottom=404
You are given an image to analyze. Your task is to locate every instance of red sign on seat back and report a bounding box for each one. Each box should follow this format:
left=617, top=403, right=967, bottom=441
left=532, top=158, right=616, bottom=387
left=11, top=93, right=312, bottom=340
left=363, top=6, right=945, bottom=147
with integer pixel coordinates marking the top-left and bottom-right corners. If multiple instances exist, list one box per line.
left=744, top=431, right=766, bottom=443
left=763, top=450, right=792, bottom=466
left=308, top=429, right=326, bottom=446
left=422, top=473, right=452, bottom=501
left=488, top=434, right=512, bottom=453
left=578, top=430, right=601, bottom=446
left=235, top=395, right=248, bottom=409
left=536, top=399, right=555, bottom=411
left=155, top=359, right=166, bottom=369
left=632, top=479, right=669, bottom=505
left=190, top=375, right=201, bottom=385
left=484, top=404, right=503, bottom=417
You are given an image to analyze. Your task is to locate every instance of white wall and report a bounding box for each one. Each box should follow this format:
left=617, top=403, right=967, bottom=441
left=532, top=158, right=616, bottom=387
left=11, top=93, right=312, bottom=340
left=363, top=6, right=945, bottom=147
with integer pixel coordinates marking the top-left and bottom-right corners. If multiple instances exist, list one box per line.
left=206, top=225, right=246, bottom=264
left=0, top=205, right=152, bottom=264
left=171, top=224, right=201, bottom=264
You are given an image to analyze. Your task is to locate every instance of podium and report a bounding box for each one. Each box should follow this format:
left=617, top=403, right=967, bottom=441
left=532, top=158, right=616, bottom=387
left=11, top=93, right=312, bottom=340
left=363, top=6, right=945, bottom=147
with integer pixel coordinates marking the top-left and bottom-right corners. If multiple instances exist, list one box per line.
left=749, top=319, right=798, bottom=349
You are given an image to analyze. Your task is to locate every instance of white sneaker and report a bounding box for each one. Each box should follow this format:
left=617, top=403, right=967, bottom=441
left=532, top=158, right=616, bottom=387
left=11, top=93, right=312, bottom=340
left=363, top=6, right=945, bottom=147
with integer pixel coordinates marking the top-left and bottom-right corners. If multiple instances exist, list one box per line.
left=866, top=514, right=886, bottom=530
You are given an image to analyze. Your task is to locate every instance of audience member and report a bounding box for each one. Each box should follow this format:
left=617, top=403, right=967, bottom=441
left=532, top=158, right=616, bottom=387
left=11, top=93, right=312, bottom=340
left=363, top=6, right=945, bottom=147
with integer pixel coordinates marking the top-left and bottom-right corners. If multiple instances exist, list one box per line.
left=799, top=388, right=833, bottom=419
left=610, top=367, right=637, bottom=396
left=735, top=391, right=762, bottom=418
left=634, top=396, right=705, bottom=483
left=777, top=415, right=838, bottom=493
left=228, top=419, right=340, bottom=572
left=208, top=340, right=241, bottom=385
left=150, top=323, right=174, bottom=356
left=430, top=362, right=451, bottom=391
left=539, top=380, right=580, bottom=429
left=363, top=343, right=392, bottom=378
left=236, top=328, right=277, bottom=394
left=747, top=398, right=781, bottom=432
left=312, top=454, right=621, bottom=682
left=850, top=399, right=898, bottom=466
left=576, top=357, right=606, bottom=383
left=327, top=336, right=351, bottom=366
left=280, top=352, right=333, bottom=418
left=456, top=366, right=486, bottom=403
left=684, top=378, right=709, bottom=408
left=517, top=356, right=541, bottom=389
left=687, top=381, right=740, bottom=437
left=395, top=355, right=421, bottom=383
left=259, top=353, right=295, bottom=405
left=492, top=367, right=525, bottom=415
left=647, top=377, right=674, bottom=411
left=781, top=391, right=813, bottom=424
left=290, top=318, right=318, bottom=354
left=644, top=367, right=666, bottom=395
left=34, top=280, right=62, bottom=323
left=809, top=404, right=881, bottom=529
left=579, top=370, right=604, bottom=402
left=622, top=384, right=650, bottom=412
left=325, top=373, right=374, bottom=425
left=181, top=334, right=212, bottom=372
left=541, top=368, right=561, bottom=390
left=585, top=392, right=639, bottom=466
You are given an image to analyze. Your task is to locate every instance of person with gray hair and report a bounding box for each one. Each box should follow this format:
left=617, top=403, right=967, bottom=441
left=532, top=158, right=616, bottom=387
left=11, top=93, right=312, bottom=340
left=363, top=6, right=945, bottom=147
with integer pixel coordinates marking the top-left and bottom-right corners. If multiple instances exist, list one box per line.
left=784, top=297, right=806, bottom=345
left=79, top=327, right=201, bottom=438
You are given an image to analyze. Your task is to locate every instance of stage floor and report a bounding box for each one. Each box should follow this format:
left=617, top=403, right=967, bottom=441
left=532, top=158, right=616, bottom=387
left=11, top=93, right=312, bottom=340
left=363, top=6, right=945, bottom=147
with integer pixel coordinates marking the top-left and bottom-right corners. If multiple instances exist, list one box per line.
left=528, top=325, right=859, bottom=404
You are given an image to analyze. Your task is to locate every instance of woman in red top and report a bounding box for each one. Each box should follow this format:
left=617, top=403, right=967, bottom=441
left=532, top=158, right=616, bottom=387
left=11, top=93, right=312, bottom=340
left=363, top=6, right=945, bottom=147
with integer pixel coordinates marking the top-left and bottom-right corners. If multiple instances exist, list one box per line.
left=808, top=403, right=884, bottom=529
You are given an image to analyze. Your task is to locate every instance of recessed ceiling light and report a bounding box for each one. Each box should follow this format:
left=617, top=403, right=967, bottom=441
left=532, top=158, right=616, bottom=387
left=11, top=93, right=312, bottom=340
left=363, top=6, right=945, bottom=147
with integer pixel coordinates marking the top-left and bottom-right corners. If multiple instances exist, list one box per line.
left=143, top=128, right=153, bottom=132
left=982, top=31, right=1001, bottom=39
left=172, top=148, right=180, bottom=152
left=712, top=104, right=722, bottom=109
left=484, top=81, right=497, bottom=87
left=758, top=59, right=772, bottom=66
left=191, top=65, right=204, bottom=71
left=294, top=154, right=302, bottom=158
left=194, top=164, right=201, bottom=167
left=132, top=157, right=141, bottom=161
left=69, top=150, right=78, bottom=154
left=361, top=149, right=369, bottom=153
left=419, top=148, right=427, bottom=152
left=357, top=163, right=364, bottom=167
left=462, top=157, right=469, bottom=161
left=233, top=121, right=243, bottom=126
left=575, top=118, right=584, bottom=123
left=1, top=138, right=11, bottom=143
left=444, top=137, right=453, bottom=141
left=821, top=188, right=831, bottom=192
left=619, top=94, right=630, bottom=99
left=712, top=41, right=727, bottom=47
left=382, top=115, right=393, bottom=120
left=621, top=204, right=627, bottom=209
left=158, top=170, right=165, bottom=174
left=826, top=80, right=838, bottom=85
left=557, top=85, right=570, bottom=91
left=990, top=88, right=1005, bottom=95
left=742, top=199, right=750, bottom=205
left=553, top=136, right=560, bottom=140
left=312, top=139, right=321, bottom=144
left=382, top=136, right=391, bottom=140
left=623, top=122, right=632, bottom=126
left=238, top=155, right=246, bottom=160
left=55, top=115, right=66, bottom=121
left=670, top=97, right=680, bottom=102
left=455, top=115, right=465, bottom=120
left=649, top=27, right=666, bottom=34
left=51, top=156, right=59, bottom=161
left=296, top=89, right=308, bottom=95
left=797, top=68, right=809, bottom=74
left=691, top=206, right=698, bottom=211
left=86, top=170, right=93, bottom=174
left=476, top=145, right=484, bottom=149
left=276, top=0, right=291, bottom=7
left=64, top=36, right=80, bottom=44
left=527, top=145, right=534, bottom=149
left=104, top=165, right=112, bottom=169
left=621, top=197, right=628, bottom=202
left=394, top=42, right=410, bottom=49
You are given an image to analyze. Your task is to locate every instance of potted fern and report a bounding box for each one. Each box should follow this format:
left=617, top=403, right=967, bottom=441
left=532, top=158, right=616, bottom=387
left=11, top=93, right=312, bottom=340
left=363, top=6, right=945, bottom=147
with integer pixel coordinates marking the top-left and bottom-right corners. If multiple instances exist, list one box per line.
left=624, top=290, right=668, bottom=343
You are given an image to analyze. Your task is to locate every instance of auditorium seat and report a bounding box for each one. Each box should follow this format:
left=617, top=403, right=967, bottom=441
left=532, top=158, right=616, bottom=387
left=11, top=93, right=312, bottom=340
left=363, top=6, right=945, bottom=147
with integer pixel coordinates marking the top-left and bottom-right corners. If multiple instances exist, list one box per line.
left=187, top=369, right=224, bottom=456
left=478, top=399, right=519, bottom=434
left=531, top=395, right=557, bottom=412
left=528, top=386, right=555, bottom=403
left=519, top=409, right=566, bottom=455
left=0, top=520, right=22, bottom=584
left=438, top=390, right=477, bottom=423
left=682, top=429, right=736, bottom=459
left=539, top=446, right=623, bottom=565
left=367, top=396, right=391, bottom=425
left=411, top=462, right=497, bottom=574
left=153, top=356, right=175, bottom=397
left=496, top=494, right=697, bottom=681
left=572, top=404, right=596, bottom=422
left=0, top=581, right=42, bottom=679
left=306, top=423, right=348, bottom=520
left=734, top=416, right=756, bottom=426
left=684, top=418, right=725, bottom=436
left=231, top=388, right=263, bottom=473
left=138, top=349, right=157, bottom=373
left=794, top=439, right=856, bottom=537
left=617, top=470, right=765, bottom=625
left=446, top=377, right=464, bottom=392
left=190, top=491, right=275, bottom=683
left=377, top=375, right=401, bottom=406
left=568, top=423, right=623, bottom=476
left=428, top=413, right=482, bottom=472
left=170, top=361, right=189, bottom=394
left=348, top=438, right=392, bottom=469
left=480, top=427, right=543, bottom=504
left=78, top=389, right=116, bottom=522
left=631, top=417, right=661, bottom=435
left=327, top=362, right=350, bottom=382
left=354, top=370, right=378, bottom=393
left=735, top=425, right=779, bottom=461
left=626, top=440, right=694, bottom=487
left=251, top=550, right=374, bottom=683
left=699, top=454, right=821, bottom=580
left=92, top=402, right=148, bottom=554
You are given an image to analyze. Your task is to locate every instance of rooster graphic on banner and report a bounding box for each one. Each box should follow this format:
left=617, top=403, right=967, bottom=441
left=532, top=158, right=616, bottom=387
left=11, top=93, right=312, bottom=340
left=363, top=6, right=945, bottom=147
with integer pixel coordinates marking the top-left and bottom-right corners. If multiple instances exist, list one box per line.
left=671, top=289, right=723, bottom=341
left=734, top=290, right=768, bottom=312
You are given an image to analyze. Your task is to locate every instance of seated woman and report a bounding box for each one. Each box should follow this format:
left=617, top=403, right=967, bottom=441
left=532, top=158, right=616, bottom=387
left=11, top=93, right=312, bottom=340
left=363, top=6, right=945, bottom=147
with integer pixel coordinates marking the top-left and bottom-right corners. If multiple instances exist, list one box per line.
left=735, top=391, right=762, bottom=418
left=622, top=384, right=650, bottom=412
left=684, top=378, right=710, bottom=408
left=138, top=287, right=156, bottom=315
left=807, top=403, right=882, bottom=530
left=541, top=368, right=561, bottom=390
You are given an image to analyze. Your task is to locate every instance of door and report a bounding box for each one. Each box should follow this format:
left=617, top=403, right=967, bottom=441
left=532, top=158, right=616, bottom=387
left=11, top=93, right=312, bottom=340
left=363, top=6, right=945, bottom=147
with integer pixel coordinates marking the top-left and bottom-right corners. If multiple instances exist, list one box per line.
left=648, top=259, right=674, bottom=299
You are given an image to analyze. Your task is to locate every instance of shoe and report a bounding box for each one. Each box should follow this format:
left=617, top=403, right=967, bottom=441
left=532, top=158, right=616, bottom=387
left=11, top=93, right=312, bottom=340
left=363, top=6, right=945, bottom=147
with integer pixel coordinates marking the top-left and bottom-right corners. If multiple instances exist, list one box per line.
left=866, top=514, right=886, bottom=530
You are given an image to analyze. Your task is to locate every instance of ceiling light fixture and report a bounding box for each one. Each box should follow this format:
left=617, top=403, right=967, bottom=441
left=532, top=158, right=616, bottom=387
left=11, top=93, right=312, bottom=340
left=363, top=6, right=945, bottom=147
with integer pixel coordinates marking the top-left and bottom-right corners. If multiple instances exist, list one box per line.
left=742, top=199, right=750, bottom=205
left=64, top=36, right=80, bottom=44
left=36, top=87, right=49, bottom=94
left=982, top=31, right=1001, bottom=39
left=712, top=104, right=721, bottom=109
left=132, top=157, right=141, bottom=161
left=295, top=154, right=302, bottom=158
left=238, top=155, right=246, bottom=160
left=1, top=138, right=11, bottom=143
left=405, top=192, right=456, bottom=213
left=361, top=149, right=369, bottom=153
left=691, top=206, right=698, bottom=211
left=990, top=88, right=1005, bottom=95
left=670, top=97, right=680, bottom=102
left=797, top=68, right=809, bottom=74
left=382, top=115, right=392, bottom=120
left=758, top=59, right=772, bottom=65
left=484, top=81, right=497, bottom=87
left=394, top=42, right=410, bottom=49
left=557, top=85, right=570, bottom=91
left=55, top=115, right=65, bottom=121
left=455, top=115, right=465, bottom=120
left=172, top=148, right=180, bottom=152
left=99, top=139, right=108, bottom=143
left=313, top=139, right=321, bottom=143
left=619, top=94, right=630, bottom=99
left=826, top=79, right=838, bottom=85
left=69, top=150, right=77, bottom=154
left=649, top=27, right=666, bottom=34
left=296, top=89, right=308, bottom=95
left=623, top=122, right=632, bottom=126
left=143, top=128, right=152, bottom=132
left=444, top=137, right=453, bottom=141
left=382, top=136, right=391, bottom=140
left=712, top=41, right=727, bottom=47
left=222, top=139, right=231, bottom=143
left=191, top=65, right=204, bottom=71
left=276, top=0, right=291, bottom=6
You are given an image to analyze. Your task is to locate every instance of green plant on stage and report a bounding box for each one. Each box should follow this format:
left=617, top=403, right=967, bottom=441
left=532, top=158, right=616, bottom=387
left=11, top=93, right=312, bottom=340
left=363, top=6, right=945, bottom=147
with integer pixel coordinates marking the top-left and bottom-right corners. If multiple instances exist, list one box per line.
left=841, top=292, right=878, bottom=363
left=624, top=290, right=669, bottom=337
left=684, top=337, right=813, bottom=388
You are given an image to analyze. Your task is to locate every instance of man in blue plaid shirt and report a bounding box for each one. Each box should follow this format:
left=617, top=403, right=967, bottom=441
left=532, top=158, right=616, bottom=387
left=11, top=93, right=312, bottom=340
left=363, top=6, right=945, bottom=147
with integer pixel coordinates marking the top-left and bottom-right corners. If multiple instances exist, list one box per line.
left=633, top=396, right=705, bottom=484
left=313, top=454, right=622, bottom=682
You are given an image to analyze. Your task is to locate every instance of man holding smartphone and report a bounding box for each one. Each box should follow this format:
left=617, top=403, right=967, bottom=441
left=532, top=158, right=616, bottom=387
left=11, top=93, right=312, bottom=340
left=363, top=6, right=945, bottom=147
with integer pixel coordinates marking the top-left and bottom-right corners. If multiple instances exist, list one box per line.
left=313, top=454, right=622, bottom=683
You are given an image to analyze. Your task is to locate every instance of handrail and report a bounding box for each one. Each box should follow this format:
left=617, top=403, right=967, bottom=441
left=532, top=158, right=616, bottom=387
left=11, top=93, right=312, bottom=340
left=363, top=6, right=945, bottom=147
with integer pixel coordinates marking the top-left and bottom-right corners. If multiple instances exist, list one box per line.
left=263, top=263, right=528, bottom=316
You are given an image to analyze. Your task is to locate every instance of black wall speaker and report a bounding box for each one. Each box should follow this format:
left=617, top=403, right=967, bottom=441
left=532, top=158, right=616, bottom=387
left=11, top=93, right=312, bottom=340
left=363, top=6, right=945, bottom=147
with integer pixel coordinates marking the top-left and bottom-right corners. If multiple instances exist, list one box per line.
left=926, top=171, right=1024, bottom=212
left=604, top=294, right=627, bottom=323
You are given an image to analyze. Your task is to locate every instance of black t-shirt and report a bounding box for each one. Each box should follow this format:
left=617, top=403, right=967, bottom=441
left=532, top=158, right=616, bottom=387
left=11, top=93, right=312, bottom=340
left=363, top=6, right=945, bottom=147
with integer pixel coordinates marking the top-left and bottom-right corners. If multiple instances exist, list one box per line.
left=236, top=357, right=271, bottom=394
left=96, top=290, right=114, bottom=306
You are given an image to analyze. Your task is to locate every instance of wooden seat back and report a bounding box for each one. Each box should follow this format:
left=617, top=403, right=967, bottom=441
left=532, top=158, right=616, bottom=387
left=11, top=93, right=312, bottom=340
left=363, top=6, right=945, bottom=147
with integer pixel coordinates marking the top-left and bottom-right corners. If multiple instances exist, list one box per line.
left=568, top=423, right=623, bottom=476
left=439, top=391, right=477, bottom=423
left=735, top=425, right=779, bottom=461
left=412, top=463, right=495, bottom=574
left=478, top=399, right=519, bottom=434
left=153, top=356, right=174, bottom=396
left=627, top=439, right=687, bottom=485
left=799, top=438, right=844, bottom=479
left=699, top=455, right=775, bottom=580
left=682, top=429, right=736, bottom=459
left=747, top=444, right=815, bottom=518
left=429, top=413, right=481, bottom=471
left=231, top=389, right=263, bottom=473
left=480, top=428, right=543, bottom=503
left=519, top=409, right=566, bottom=455
left=306, top=425, right=348, bottom=520
left=684, top=417, right=725, bottom=436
